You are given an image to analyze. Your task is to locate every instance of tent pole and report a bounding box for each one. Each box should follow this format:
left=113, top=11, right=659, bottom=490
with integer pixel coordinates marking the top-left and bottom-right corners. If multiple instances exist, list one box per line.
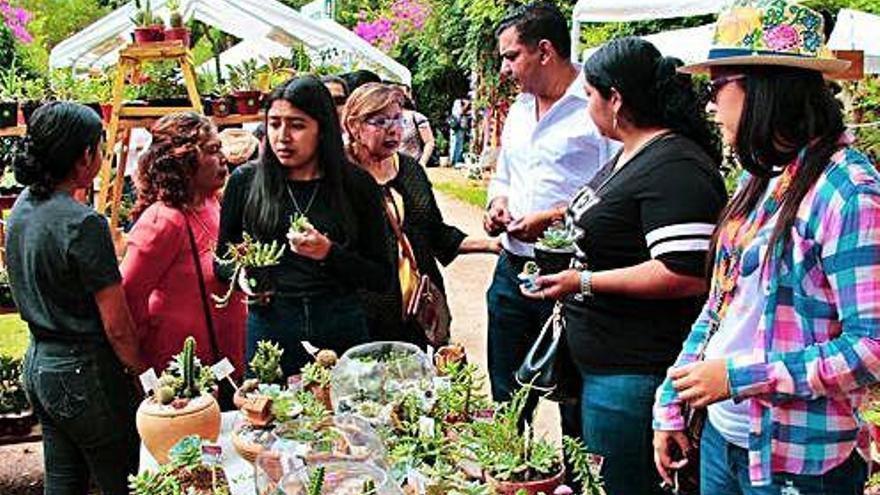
left=571, top=19, right=581, bottom=63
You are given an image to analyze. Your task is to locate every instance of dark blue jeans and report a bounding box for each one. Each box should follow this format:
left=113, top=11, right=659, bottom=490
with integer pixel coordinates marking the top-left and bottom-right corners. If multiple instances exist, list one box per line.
left=701, top=420, right=867, bottom=495
left=486, top=252, right=581, bottom=448
left=24, top=339, right=140, bottom=495
left=247, top=292, right=370, bottom=378
left=580, top=372, right=666, bottom=495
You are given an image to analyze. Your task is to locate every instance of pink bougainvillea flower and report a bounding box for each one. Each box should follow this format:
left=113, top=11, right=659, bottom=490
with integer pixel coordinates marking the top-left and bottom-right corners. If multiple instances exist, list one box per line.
left=0, top=1, right=33, bottom=43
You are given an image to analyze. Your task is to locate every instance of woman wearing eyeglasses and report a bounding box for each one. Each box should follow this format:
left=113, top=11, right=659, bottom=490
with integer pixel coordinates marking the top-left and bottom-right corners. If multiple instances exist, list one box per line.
left=522, top=37, right=727, bottom=495
left=122, top=113, right=246, bottom=378
left=343, top=83, right=498, bottom=346
left=653, top=1, right=879, bottom=493
left=217, top=76, right=392, bottom=377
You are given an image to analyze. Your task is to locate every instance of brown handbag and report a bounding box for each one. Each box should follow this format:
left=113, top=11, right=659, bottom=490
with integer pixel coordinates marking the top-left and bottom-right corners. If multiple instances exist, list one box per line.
left=381, top=191, right=451, bottom=347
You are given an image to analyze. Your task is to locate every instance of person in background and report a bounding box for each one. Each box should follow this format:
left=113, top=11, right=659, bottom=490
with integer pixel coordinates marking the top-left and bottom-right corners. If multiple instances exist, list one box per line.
left=341, top=69, right=382, bottom=95
left=654, top=1, right=877, bottom=492
left=122, top=112, right=246, bottom=379
left=252, top=122, right=266, bottom=160
left=219, top=127, right=260, bottom=170
left=447, top=98, right=469, bottom=166
left=7, top=101, right=145, bottom=494
left=217, top=76, right=391, bottom=377
left=483, top=1, right=618, bottom=460
left=524, top=37, right=726, bottom=495
left=343, top=83, right=498, bottom=345
left=321, top=75, right=350, bottom=121
left=399, top=93, right=436, bottom=167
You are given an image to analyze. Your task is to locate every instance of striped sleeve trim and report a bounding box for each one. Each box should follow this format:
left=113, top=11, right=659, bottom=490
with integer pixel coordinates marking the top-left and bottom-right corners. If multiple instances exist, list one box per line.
left=645, top=223, right=714, bottom=258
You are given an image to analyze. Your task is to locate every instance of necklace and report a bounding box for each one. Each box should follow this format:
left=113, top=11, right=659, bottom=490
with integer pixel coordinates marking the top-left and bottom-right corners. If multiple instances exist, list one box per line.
left=286, top=180, right=321, bottom=217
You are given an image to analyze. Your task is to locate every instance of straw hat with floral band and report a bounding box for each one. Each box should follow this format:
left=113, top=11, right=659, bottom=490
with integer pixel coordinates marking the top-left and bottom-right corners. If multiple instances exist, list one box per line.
left=679, top=0, right=850, bottom=75
left=218, top=128, right=260, bottom=166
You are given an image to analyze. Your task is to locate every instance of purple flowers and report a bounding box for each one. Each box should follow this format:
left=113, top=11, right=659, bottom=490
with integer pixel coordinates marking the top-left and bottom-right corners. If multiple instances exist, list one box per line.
left=0, top=1, right=32, bottom=44
left=763, top=24, right=800, bottom=52
left=353, top=0, right=429, bottom=52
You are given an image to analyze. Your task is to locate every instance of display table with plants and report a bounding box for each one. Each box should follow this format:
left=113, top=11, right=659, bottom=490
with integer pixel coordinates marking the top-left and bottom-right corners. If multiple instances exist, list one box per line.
left=135, top=340, right=606, bottom=495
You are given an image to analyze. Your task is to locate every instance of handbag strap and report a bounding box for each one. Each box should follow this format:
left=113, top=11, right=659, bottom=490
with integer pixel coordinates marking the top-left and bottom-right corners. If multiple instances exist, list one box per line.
left=380, top=184, right=420, bottom=275
left=184, top=215, right=221, bottom=363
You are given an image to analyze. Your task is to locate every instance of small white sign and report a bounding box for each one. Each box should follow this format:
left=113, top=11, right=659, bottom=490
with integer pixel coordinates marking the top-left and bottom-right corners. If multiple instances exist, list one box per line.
left=301, top=341, right=319, bottom=356
left=418, top=416, right=435, bottom=438
left=139, top=368, right=160, bottom=394
left=201, top=444, right=223, bottom=466
left=211, top=358, right=235, bottom=380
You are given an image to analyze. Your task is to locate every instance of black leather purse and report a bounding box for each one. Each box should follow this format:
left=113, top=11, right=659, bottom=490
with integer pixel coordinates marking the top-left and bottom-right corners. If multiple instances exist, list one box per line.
left=515, top=302, right=581, bottom=403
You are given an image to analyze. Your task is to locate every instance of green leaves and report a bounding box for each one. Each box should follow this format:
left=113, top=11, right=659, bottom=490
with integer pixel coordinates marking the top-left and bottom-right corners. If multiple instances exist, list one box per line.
left=249, top=340, right=284, bottom=385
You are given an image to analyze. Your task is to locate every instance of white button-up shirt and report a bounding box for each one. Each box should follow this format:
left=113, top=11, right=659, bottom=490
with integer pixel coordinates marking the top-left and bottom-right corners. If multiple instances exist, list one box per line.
left=487, top=73, right=619, bottom=257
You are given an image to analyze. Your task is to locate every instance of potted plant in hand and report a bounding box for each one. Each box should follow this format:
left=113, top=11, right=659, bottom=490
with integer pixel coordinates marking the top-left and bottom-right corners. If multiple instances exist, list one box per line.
left=465, top=385, right=565, bottom=495
left=227, top=59, right=263, bottom=115
left=131, top=0, right=164, bottom=44
left=0, top=356, right=35, bottom=437
left=534, top=221, right=577, bottom=275
left=135, top=336, right=221, bottom=464
left=0, top=65, right=22, bottom=128
left=212, top=232, right=285, bottom=307
left=163, top=0, right=190, bottom=46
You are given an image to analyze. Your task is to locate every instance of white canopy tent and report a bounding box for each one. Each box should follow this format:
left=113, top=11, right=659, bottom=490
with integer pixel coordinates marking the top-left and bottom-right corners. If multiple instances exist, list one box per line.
left=827, top=9, right=880, bottom=75
left=49, top=0, right=411, bottom=84
left=570, top=0, right=730, bottom=62
left=581, top=23, right=714, bottom=64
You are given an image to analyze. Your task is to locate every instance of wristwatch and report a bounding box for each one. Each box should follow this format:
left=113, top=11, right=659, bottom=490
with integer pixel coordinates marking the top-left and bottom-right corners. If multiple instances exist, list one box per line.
left=579, top=270, right=593, bottom=298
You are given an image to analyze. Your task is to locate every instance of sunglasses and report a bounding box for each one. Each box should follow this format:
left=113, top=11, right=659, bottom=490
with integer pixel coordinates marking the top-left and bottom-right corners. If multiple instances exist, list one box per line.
left=705, top=74, right=746, bottom=103
left=364, top=115, right=404, bottom=130
left=332, top=95, right=347, bottom=107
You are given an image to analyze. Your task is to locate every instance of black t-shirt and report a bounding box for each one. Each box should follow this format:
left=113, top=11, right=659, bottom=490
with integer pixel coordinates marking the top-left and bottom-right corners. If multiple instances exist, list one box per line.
left=6, top=189, right=121, bottom=338
left=565, top=134, right=727, bottom=374
left=216, top=164, right=392, bottom=297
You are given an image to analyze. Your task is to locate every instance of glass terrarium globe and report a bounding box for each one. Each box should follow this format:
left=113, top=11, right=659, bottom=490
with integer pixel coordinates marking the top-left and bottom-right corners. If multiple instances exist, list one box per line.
left=272, top=413, right=387, bottom=467
left=277, top=461, right=404, bottom=495
left=330, top=342, right=435, bottom=424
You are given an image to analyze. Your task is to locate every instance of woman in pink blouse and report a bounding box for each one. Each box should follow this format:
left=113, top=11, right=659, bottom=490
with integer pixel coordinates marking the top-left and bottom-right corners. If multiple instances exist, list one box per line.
left=122, top=112, right=246, bottom=377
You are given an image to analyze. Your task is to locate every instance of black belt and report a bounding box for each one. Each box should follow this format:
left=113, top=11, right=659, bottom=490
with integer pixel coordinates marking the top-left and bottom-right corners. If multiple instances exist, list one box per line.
left=502, top=249, right=534, bottom=269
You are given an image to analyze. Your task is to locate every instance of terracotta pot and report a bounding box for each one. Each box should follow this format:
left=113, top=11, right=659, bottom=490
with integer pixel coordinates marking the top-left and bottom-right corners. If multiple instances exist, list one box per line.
left=233, top=90, right=262, bottom=115
left=164, top=27, right=190, bottom=47
left=211, top=97, right=232, bottom=117
left=305, top=383, right=332, bottom=411
left=487, top=467, right=565, bottom=495
left=136, top=394, right=221, bottom=464
left=232, top=423, right=273, bottom=464
left=133, top=26, right=165, bottom=44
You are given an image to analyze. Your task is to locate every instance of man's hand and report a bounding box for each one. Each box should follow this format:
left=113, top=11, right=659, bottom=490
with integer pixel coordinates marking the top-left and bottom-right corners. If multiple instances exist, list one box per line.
left=506, top=209, right=558, bottom=243
left=484, top=197, right=512, bottom=236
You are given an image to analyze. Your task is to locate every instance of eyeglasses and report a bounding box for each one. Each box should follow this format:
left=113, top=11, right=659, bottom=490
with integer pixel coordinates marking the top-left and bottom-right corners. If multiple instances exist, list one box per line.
left=332, top=95, right=347, bottom=107
left=364, top=115, right=404, bottom=130
left=705, top=74, right=746, bottom=103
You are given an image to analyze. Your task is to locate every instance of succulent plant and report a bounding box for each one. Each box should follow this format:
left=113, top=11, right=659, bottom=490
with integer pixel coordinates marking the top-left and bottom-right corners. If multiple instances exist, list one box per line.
left=522, top=261, right=539, bottom=275
left=156, top=337, right=216, bottom=404
left=212, top=232, right=285, bottom=307
left=289, top=213, right=314, bottom=235
left=249, top=340, right=284, bottom=385
left=536, top=222, right=577, bottom=251
left=307, top=466, right=325, bottom=495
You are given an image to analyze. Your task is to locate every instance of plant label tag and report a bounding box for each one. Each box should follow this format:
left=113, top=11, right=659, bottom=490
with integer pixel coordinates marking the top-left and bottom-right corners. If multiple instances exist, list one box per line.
left=418, top=416, right=435, bottom=438
left=139, top=368, right=159, bottom=394
left=406, top=469, right=427, bottom=493
left=201, top=444, right=222, bottom=466
left=301, top=341, right=319, bottom=356
left=211, top=358, right=235, bottom=380
left=426, top=345, right=434, bottom=365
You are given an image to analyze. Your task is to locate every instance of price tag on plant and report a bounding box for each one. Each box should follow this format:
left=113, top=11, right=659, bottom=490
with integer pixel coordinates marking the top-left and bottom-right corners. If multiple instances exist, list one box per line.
left=417, top=416, right=435, bottom=438
left=201, top=444, right=223, bottom=466
left=139, top=368, right=160, bottom=395
left=211, top=358, right=235, bottom=381
left=301, top=341, right=319, bottom=356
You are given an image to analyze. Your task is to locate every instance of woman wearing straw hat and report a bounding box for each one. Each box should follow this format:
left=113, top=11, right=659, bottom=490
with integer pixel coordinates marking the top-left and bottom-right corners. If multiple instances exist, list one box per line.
left=653, top=0, right=879, bottom=492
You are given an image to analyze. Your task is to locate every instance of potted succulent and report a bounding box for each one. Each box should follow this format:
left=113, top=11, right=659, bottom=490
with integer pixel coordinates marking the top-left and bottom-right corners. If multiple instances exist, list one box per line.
left=562, top=436, right=606, bottom=495
left=163, top=0, right=190, bottom=46
left=301, top=350, right=338, bottom=411
left=465, top=385, right=565, bottom=495
left=0, top=356, right=35, bottom=437
left=0, top=265, right=16, bottom=312
left=135, top=337, right=221, bottom=464
left=20, top=76, right=47, bottom=124
left=212, top=232, right=285, bottom=307
left=227, top=59, right=263, bottom=115
left=0, top=65, right=22, bottom=128
left=129, top=435, right=230, bottom=495
left=534, top=222, right=577, bottom=275
left=233, top=339, right=284, bottom=409
left=131, top=0, right=165, bottom=44
left=196, top=71, right=221, bottom=117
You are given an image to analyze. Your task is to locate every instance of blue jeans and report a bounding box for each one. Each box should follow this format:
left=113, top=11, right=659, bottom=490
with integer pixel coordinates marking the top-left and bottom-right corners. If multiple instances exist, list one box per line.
left=701, top=420, right=867, bottom=494
left=25, top=339, right=140, bottom=495
left=247, top=292, right=370, bottom=378
left=449, top=129, right=465, bottom=164
left=580, top=372, right=666, bottom=495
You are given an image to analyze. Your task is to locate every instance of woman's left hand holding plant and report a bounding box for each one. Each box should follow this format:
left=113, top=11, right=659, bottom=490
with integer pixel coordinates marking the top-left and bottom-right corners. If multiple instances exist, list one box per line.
left=520, top=269, right=580, bottom=300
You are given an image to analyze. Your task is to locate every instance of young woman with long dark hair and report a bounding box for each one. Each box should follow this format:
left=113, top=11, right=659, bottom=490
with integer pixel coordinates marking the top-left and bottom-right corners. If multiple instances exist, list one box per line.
left=7, top=101, right=145, bottom=493
left=524, top=37, right=727, bottom=494
left=653, top=1, right=878, bottom=492
left=217, top=76, right=391, bottom=377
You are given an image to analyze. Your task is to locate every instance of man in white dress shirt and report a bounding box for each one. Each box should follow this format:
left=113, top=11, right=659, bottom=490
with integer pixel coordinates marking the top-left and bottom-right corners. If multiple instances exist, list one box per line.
left=484, top=1, right=617, bottom=434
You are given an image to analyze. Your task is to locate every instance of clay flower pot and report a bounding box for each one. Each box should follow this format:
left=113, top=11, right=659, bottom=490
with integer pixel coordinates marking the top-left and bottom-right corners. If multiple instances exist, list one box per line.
left=232, top=90, right=262, bottom=115
left=487, top=467, right=566, bottom=495
left=133, top=26, right=165, bottom=44
left=306, top=383, right=332, bottom=411
left=164, top=27, right=190, bottom=47
left=136, top=394, right=221, bottom=464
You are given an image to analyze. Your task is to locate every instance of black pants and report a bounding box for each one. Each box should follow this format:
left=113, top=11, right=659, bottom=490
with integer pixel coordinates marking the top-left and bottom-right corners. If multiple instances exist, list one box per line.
left=24, top=339, right=140, bottom=495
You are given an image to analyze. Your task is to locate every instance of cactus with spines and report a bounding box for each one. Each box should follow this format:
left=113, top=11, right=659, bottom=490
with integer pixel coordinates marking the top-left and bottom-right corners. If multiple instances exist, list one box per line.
left=307, top=466, right=325, bottom=495
left=182, top=336, right=196, bottom=398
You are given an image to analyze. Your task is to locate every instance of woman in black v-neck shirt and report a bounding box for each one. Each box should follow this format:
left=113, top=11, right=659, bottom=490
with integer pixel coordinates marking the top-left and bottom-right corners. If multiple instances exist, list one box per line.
left=217, top=76, right=392, bottom=377
left=524, top=38, right=727, bottom=495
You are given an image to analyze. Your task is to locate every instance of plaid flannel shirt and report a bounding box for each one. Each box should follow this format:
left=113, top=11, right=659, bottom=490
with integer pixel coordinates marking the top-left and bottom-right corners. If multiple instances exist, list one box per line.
left=653, top=146, right=880, bottom=486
